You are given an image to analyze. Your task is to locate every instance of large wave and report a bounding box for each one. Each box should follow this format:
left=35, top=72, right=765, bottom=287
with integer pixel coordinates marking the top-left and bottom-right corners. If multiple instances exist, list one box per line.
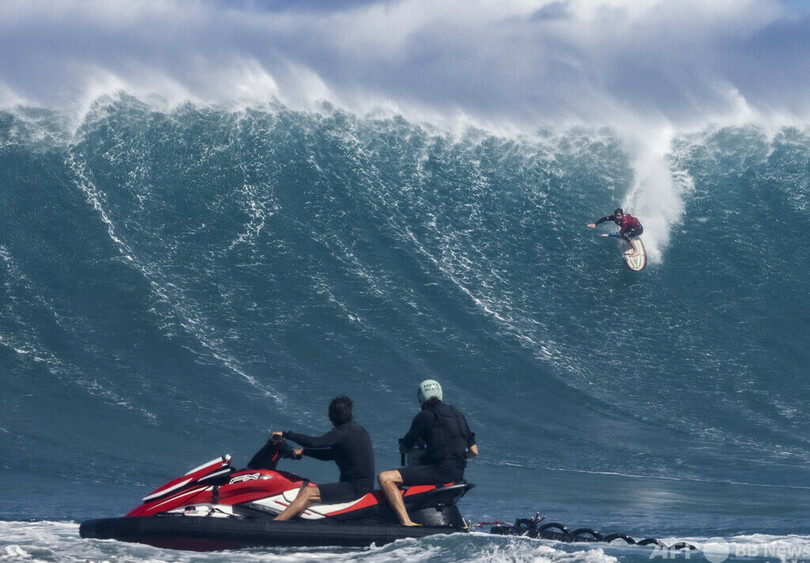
left=1, top=95, right=809, bottom=525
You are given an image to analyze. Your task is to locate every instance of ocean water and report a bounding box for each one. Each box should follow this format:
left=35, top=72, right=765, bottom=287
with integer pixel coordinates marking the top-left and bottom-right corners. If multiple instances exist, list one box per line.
left=1, top=94, right=809, bottom=562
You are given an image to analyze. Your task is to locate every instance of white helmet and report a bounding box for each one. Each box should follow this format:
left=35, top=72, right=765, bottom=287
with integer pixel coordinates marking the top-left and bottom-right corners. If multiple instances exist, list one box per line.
left=417, top=379, right=443, bottom=405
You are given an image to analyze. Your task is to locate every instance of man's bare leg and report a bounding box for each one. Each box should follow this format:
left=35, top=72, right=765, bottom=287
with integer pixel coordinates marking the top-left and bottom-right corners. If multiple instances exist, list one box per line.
left=274, top=485, right=321, bottom=521
left=378, top=469, right=416, bottom=526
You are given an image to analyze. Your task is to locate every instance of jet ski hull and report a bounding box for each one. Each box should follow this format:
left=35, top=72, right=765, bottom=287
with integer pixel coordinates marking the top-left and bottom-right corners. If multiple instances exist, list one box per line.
left=80, top=514, right=468, bottom=551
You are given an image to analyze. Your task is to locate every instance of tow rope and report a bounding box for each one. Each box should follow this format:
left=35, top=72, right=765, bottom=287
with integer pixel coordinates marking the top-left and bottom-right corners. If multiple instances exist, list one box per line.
left=482, top=512, right=697, bottom=551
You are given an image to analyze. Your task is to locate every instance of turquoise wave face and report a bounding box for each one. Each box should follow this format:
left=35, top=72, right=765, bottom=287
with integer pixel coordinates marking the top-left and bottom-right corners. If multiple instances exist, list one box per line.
left=1, top=96, right=809, bottom=526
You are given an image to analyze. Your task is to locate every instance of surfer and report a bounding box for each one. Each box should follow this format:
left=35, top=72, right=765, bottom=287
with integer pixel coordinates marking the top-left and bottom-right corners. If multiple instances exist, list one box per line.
left=587, top=208, right=643, bottom=254
left=271, top=396, right=374, bottom=521
left=378, top=380, right=478, bottom=526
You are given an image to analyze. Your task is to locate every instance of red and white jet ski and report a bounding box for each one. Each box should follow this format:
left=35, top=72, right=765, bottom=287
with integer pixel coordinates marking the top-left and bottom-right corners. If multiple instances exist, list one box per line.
left=79, top=439, right=474, bottom=551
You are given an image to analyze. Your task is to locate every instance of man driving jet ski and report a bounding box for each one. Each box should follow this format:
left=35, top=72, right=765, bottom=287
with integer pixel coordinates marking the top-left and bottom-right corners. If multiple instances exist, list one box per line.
left=269, top=395, right=374, bottom=521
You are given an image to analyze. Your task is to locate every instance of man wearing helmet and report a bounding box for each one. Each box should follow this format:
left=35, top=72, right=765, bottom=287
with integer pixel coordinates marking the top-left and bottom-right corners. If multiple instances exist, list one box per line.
left=587, top=208, right=644, bottom=254
left=378, top=380, right=478, bottom=526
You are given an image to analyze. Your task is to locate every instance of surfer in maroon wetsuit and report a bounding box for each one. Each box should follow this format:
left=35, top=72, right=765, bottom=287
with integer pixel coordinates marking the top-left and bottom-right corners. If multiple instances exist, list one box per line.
left=587, top=208, right=643, bottom=254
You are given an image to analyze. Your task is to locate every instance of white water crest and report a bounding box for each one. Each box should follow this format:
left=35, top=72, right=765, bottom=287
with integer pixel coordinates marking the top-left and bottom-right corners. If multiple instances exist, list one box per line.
left=1, top=0, right=808, bottom=123
left=3, top=1, right=809, bottom=267
left=0, top=521, right=626, bottom=563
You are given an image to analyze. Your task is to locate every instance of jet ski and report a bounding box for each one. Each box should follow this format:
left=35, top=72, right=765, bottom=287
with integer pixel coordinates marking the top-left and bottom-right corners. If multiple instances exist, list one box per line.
left=79, top=439, right=474, bottom=551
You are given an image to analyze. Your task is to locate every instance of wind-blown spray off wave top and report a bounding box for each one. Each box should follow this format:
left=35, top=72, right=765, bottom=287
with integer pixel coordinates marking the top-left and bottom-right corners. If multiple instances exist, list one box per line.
left=1, top=94, right=810, bottom=559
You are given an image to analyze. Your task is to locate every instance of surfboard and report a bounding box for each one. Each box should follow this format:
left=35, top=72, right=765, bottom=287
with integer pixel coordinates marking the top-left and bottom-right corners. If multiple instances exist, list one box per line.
left=622, top=238, right=646, bottom=271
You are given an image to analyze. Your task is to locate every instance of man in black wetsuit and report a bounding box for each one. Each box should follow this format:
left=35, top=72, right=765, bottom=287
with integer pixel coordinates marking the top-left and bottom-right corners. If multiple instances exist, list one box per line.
left=378, top=380, right=478, bottom=526
left=272, top=395, right=374, bottom=521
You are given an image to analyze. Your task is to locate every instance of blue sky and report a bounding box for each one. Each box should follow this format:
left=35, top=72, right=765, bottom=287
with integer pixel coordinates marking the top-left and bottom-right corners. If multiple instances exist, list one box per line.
left=1, top=0, right=809, bottom=126
left=783, top=0, right=810, bottom=12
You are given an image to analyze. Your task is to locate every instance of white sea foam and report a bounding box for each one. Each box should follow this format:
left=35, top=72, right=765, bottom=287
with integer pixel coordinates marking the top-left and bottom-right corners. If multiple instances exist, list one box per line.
left=620, top=123, right=695, bottom=264
left=0, top=521, right=625, bottom=563
left=1, top=0, right=808, bottom=124
left=13, top=520, right=804, bottom=563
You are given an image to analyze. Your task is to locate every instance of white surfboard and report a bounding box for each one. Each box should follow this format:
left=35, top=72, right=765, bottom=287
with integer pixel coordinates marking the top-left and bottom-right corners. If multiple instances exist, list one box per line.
left=622, top=238, right=646, bottom=271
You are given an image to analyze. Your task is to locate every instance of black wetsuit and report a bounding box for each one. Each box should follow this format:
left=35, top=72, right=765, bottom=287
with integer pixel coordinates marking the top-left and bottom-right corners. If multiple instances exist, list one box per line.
left=284, top=421, right=374, bottom=503
left=399, top=401, right=476, bottom=485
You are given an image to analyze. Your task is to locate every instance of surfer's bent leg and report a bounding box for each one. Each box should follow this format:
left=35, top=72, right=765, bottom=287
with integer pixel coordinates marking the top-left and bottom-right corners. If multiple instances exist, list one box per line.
left=624, top=226, right=643, bottom=245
